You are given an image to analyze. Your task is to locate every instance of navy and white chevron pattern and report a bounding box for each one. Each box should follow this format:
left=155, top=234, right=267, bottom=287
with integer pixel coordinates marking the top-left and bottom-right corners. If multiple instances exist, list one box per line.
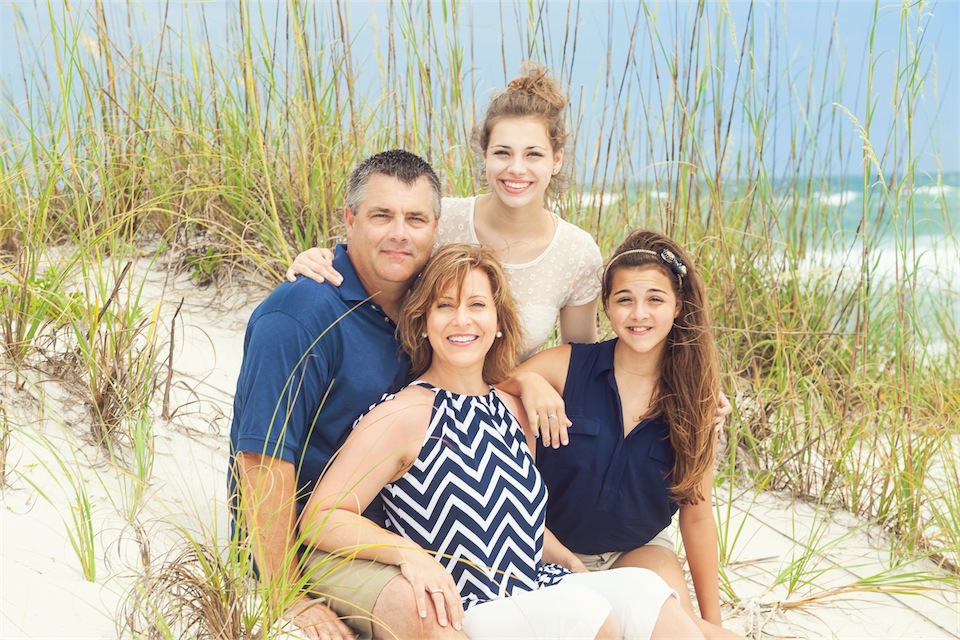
left=380, top=382, right=567, bottom=609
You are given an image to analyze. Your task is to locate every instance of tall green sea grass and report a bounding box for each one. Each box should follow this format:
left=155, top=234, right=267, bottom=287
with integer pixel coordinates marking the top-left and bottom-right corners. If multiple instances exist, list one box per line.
left=1, top=0, right=957, bottom=635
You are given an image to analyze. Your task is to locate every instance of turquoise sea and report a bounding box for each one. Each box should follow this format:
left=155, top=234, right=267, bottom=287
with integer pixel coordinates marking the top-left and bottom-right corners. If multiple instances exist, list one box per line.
left=750, top=173, right=957, bottom=353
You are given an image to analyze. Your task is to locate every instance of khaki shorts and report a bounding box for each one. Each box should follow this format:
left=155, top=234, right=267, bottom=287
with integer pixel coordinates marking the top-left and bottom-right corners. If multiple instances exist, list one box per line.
left=574, top=524, right=676, bottom=571
left=300, top=548, right=401, bottom=639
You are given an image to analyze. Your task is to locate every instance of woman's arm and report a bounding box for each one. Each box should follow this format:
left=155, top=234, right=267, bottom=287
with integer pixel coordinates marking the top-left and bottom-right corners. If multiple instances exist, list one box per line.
left=543, top=528, right=588, bottom=573
left=300, top=391, right=463, bottom=629
left=285, top=247, right=342, bottom=284
left=496, top=345, right=573, bottom=447
left=558, top=298, right=599, bottom=345
left=678, top=464, right=723, bottom=625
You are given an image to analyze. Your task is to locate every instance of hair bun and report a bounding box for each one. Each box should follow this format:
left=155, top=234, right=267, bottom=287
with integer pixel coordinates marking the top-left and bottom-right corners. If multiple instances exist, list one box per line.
left=505, top=62, right=567, bottom=111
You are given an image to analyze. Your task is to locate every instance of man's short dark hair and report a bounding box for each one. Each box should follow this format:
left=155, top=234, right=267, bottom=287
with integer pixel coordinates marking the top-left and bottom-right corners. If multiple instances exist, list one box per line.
left=345, top=149, right=442, bottom=219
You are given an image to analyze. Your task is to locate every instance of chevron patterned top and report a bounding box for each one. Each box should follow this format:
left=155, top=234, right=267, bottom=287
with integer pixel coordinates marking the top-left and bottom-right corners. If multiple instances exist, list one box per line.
left=378, top=381, right=568, bottom=609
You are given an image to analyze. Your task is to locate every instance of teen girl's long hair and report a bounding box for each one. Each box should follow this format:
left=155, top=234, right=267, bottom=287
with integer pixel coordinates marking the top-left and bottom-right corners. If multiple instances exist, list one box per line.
left=602, top=229, right=720, bottom=504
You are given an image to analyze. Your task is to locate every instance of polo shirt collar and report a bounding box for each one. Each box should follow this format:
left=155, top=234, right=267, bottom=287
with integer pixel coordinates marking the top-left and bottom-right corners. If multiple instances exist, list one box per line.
left=333, top=243, right=375, bottom=304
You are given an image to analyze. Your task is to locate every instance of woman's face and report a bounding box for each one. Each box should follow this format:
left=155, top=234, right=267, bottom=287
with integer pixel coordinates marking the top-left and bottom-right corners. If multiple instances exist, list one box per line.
left=425, top=268, right=499, bottom=371
left=483, top=116, right=563, bottom=211
left=604, top=266, right=681, bottom=358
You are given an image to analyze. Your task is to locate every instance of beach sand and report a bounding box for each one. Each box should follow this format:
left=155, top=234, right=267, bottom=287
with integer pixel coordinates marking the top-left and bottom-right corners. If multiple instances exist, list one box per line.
left=2, top=263, right=957, bottom=639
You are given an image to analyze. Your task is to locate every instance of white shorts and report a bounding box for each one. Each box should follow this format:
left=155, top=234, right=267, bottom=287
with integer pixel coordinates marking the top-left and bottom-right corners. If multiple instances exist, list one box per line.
left=461, top=567, right=678, bottom=639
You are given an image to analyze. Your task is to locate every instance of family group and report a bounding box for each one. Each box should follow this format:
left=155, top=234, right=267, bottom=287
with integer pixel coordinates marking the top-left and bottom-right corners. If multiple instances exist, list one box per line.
left=229, top=63, right=742, bottom=640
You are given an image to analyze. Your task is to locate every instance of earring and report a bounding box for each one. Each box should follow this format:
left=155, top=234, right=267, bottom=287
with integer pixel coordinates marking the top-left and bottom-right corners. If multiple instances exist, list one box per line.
left=552, top=168, right=559, bottom=175
left=421, top=333, right=428, bottom=339
left=495, top=330, right=503, bottom=338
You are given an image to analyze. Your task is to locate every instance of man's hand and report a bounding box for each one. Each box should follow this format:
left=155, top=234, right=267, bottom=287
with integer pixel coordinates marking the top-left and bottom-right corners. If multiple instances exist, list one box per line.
left=281, top=597, right=355, bottom=640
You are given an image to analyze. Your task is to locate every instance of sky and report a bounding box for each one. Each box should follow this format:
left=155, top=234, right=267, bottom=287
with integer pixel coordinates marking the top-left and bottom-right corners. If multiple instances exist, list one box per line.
left=1, top=1, right=957, bottom=177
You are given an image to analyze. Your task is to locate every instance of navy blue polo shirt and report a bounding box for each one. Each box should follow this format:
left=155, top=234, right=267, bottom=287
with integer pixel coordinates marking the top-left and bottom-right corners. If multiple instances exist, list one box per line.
left=229, top=244, right=410, bottom=525
left=536, top=339, right=678, bottom=555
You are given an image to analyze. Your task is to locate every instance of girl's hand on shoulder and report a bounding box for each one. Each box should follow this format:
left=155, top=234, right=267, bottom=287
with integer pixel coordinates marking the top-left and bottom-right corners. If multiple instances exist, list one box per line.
left=285, top=247, right=341, bottom=284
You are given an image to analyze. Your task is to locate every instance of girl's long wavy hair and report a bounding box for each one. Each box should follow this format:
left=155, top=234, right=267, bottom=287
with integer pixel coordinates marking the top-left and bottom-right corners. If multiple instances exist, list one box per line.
left=602, top=229, right=719, bottom=505
left=399, top=244, right=522, bottom=384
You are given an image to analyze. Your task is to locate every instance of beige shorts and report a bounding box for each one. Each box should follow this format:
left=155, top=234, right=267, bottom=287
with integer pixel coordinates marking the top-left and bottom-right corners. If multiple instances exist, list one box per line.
left=573, top=524, right=676, bottom=571
left=300, top=548, right=401, bottom=639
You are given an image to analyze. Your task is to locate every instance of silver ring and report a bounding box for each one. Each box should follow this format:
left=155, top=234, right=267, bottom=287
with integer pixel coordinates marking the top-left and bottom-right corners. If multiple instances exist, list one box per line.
left=430, top=588, right=443, bottom=594
left=547, top=413, right=557, bottom=419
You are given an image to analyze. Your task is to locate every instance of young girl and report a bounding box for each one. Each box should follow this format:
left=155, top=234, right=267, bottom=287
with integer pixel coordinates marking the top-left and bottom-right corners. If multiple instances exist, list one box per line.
left=504, top=230, right=742, bottom=639
left=286, top=63, right=602, bottom=365
left=299, top=244, right=703, bottom=639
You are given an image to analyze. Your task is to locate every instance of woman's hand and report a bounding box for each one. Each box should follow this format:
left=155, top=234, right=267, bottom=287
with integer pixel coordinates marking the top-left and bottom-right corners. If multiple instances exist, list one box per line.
left=543, top=528, right=587, bottom=572
left=285, top=247, right=341, bottom=284
left=516, top=372, right=571, bottom=448
left=567, top=555, right=589, bottom=573
left=714, top=391, right=732, bottom=436
left=398, top=551, right=464, bottom=631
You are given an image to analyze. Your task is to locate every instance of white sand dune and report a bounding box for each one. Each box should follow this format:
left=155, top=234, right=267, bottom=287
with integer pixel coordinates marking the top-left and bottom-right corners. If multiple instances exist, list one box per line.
left=2, top=265, right=957, bottom=639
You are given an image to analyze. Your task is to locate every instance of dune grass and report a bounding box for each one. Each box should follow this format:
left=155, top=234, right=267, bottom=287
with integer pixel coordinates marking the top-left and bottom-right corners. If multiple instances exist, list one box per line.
left=1, top=0, right=957, bottom=636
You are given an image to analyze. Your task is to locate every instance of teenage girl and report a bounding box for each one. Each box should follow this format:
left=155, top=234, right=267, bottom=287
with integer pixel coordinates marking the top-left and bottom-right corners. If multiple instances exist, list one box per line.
left=286, top=63, right=602, bottom=364
left=503, top=230, right=742, bottom=640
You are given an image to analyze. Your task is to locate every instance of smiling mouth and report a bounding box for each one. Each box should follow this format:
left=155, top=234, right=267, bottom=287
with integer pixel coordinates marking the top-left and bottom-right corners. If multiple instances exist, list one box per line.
left=447, top=335, right=479, bottom=344
left=501, top=180, right=532, bottom=192
left=627, top=326, right=652, bottom=334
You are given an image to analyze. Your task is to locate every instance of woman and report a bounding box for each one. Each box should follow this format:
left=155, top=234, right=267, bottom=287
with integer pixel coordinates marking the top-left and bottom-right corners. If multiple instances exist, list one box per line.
left=287, top=63, right=602, bottom=365
left=503, top=230, right=742, bottom=639
left=299, top=244, right=703, bottom=639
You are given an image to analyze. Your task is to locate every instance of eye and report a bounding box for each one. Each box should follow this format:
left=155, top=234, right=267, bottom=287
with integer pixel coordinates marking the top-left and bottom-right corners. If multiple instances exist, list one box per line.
left=615, top=296, right=631, bottom=305
left=493, top=149, right=509, bottom=156
left=528, top=151, right=544, bottom=158
left=470, top=301, right=487, bottom=308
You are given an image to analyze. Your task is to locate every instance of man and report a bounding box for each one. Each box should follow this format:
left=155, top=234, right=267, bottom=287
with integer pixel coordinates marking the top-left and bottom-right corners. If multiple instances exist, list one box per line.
left=229, top=150, right=464, bottom=640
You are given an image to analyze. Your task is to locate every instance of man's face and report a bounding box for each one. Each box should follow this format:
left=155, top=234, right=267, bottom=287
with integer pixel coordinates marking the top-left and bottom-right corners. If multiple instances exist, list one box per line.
left=345, top=173, right=438, bottom=292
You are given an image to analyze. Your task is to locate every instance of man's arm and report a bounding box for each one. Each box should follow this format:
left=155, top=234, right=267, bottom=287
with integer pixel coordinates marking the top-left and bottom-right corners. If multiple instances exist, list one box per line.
left=235, top=451, right=355, bottom=640
left=235, top=452, right=300, bottom=588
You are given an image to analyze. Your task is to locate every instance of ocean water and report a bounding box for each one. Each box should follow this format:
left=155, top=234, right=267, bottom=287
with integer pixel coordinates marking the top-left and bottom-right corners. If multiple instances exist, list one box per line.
left=767, top=173, right=957, bottom=353
left=623, top=173, right=959, bottom=353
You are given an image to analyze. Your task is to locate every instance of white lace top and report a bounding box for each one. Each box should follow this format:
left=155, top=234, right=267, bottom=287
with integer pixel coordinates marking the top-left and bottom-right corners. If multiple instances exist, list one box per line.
left=437, top=196, right=602, bottom=358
